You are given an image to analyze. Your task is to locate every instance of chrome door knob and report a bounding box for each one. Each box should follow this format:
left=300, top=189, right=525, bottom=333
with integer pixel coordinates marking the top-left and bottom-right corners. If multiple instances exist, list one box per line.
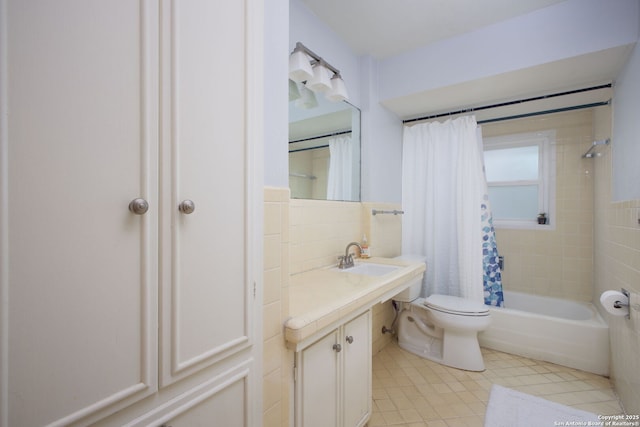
left=345, top=336, right=354, bottom=344
left=332, top=343, right=342, bottom=353
left=128, top=198, right=149, bottom=215
left=178, top=199, right=195, bottom=214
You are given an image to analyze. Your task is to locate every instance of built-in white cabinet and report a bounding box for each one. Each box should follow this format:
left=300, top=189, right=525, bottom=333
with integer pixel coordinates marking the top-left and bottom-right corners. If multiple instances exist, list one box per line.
left=0, top=0, right=262, bottom=426
left=295, top=311, right=372, bottom=427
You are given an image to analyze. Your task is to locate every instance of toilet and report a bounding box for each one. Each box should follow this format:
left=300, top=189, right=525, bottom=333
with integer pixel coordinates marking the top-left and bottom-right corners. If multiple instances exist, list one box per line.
left=393, top=256, right=491, bottom=371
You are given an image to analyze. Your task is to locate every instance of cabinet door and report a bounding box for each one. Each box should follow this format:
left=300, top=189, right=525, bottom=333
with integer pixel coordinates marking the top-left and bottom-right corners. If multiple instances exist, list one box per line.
left=159, top=0, right=258, bottom=384
left=343, top=312, right=372, bottom=427
left=298, top=331, right=340, bottom=427
left=1, top=1, right=159, bottom=426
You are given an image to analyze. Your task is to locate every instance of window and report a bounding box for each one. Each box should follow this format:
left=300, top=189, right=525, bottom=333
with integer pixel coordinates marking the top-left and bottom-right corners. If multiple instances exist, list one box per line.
left=483, top=131, right=556, bottom=229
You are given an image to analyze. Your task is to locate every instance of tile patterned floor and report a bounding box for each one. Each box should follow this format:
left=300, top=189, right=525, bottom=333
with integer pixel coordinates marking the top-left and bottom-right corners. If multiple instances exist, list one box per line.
left=368, top=341, right=623, bottom=427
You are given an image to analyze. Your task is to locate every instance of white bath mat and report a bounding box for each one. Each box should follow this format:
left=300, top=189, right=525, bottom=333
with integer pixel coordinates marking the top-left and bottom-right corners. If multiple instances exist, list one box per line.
left=484, top=384, right=600, bottom=427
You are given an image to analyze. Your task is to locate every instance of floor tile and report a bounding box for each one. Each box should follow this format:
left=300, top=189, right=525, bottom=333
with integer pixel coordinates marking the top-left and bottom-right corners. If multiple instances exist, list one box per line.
left=368, top=341, right=624, bottom=426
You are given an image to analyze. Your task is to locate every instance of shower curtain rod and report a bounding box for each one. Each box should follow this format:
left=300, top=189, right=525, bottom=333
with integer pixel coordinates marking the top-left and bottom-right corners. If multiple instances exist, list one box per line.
left=477, top=100, right=610, bottom=124
left=289, top=144, right=328, bottom=153
left=289, top=129, right=351, bottom=144
left=402, top=83, right=612, bottom=125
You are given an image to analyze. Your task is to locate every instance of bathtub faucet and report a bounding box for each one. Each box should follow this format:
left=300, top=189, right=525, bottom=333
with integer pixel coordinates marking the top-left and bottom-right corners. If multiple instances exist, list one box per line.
left=338, top=242, right=362, bottom=269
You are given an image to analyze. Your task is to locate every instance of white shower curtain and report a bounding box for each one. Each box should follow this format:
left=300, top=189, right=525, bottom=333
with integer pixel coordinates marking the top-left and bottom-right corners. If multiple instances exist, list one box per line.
left=327, top=136, right=353, bottom=200
left=401, top=116, right=486, bottom=302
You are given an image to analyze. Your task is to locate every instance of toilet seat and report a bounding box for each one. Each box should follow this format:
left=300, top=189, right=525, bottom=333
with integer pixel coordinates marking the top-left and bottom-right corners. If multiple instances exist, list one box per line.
left=423, top=294, right=489, bottom=317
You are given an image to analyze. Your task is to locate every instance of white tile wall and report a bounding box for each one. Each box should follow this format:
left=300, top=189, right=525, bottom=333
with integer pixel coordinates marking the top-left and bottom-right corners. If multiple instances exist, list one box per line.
left=482, top=110, right=595, bottom=301
left=263, top=187, right=290, bottom=427
left=592, top=106, right=640, bottom=413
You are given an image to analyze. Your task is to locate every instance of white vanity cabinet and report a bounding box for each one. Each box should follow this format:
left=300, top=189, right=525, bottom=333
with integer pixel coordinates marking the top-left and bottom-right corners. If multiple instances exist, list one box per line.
left=295, top=310, right=372, bottom=427
left=0, top=1, right=262, bottom=426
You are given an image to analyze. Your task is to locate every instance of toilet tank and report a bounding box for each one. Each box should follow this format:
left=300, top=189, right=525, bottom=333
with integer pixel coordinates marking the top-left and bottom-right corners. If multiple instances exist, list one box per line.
left=392, top=255, right=425, bottom=302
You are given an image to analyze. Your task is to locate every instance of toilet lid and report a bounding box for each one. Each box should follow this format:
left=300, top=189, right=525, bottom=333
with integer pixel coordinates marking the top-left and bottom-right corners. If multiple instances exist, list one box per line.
left=423, top=294, right=489, bottom=316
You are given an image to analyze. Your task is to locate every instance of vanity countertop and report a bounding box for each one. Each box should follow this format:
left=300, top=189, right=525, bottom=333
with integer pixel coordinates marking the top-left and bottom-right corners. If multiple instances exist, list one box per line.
left=285, top=257, right=425, bottom=344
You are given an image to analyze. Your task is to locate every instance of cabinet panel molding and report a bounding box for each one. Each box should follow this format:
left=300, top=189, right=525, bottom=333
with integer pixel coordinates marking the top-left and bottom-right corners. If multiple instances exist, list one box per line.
left=122, top=361, right=252, bottom=427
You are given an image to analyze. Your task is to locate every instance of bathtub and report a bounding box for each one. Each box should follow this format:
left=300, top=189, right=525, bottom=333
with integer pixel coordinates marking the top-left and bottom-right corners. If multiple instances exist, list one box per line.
left=478, top=290, right=609, bottom=376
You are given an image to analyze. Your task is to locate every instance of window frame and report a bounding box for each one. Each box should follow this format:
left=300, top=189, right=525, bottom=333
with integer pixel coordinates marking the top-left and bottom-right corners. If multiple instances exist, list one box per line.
left=483, top=130, right=556, bottom=230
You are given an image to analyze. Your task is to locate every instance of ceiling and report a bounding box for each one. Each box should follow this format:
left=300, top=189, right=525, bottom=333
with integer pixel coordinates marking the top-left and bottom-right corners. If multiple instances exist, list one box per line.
left=298, top=0, right=633, bottom=119
left=299, top=0, right=568, bottom=59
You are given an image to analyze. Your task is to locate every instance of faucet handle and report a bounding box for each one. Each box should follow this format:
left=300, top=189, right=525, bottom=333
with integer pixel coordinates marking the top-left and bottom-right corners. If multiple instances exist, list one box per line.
left=337, top=255, right=346, bottom=268
left=345, top=254, right=354, bottom=268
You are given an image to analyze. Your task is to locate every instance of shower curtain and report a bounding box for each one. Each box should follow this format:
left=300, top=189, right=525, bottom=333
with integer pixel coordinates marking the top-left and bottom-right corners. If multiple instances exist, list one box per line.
left=481, top=187, right=504, bottom=306
left=401, top=116, right=503, bottom=305
left=327, top=136, right=353, bottom=200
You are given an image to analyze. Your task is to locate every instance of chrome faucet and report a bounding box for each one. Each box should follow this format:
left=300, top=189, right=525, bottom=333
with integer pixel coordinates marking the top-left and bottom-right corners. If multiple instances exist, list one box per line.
left=338, top=242, right=363, bottom=269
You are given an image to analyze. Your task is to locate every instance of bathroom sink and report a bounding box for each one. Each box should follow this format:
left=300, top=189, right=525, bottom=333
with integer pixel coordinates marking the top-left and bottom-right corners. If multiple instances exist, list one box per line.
left=332, top=263, right=401, bottom=276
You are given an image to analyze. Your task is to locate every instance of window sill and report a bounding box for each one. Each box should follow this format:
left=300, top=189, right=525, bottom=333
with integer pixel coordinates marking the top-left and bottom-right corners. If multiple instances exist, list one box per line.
left=493, top=220, right=556, bottom=231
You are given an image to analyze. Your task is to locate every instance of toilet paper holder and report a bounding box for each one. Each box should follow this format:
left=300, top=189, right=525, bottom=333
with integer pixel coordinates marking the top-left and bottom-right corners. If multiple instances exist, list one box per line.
left=614, top=289, right=631, bottom=319
left=613, top=289, right=630, bottom=309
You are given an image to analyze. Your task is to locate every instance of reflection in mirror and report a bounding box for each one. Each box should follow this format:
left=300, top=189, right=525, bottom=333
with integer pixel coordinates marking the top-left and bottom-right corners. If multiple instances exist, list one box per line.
left=289, top=80, right=361, bottom=201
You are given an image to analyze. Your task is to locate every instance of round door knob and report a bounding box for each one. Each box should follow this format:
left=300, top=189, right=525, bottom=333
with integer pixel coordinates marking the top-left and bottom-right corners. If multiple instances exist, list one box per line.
left=179, top=199, right=195, bottom=214
left=332, top=343, right=342, bottom=353
left=128, top=198, right=149, bottom=215
left=345, top=335, right=354, bottom=344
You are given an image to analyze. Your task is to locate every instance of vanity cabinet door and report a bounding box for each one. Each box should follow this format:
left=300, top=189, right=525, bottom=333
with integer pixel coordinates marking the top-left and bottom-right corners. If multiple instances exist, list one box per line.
left=295, top=310, right=372, bottom=427
left=343, top=311, right=372, bottom=427
left=298, top=331, right=340, bottom=427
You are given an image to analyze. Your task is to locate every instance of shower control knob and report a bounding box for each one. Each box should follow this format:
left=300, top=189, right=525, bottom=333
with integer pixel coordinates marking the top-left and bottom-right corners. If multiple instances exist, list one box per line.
left=332, top=343, right=342, bottom=353
left=345, top=335, right=354, bottom=344
left=128, top=198, right=149, bottom=215
left=179, top=199, right=195, bottom=214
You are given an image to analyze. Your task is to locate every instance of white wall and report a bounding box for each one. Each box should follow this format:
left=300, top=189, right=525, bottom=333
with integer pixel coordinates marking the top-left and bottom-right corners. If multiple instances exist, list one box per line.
left=378, top=0, right=640, bottom=104
left=612, top=34, right=640, bottom=201
left=263, top=0, right=406, bottom=200
left=288, top=0, right=405, bottom=203
left=264, top=0, right=289, bottom=188
left=359, top=56, right=403, bottom=203
left=289, top=0, right=361, bottom=105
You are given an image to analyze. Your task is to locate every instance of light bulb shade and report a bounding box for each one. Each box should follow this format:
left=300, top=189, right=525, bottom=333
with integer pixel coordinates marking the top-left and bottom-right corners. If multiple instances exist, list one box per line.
left=305, top=62, right=333, bottom=93
left=326, top=75, right=349, bottom=102
left=289, top=79, right=301, bottom=101
left=295, top=84, right=318, bottom=109
left=289, top=50, right=313, bottom=83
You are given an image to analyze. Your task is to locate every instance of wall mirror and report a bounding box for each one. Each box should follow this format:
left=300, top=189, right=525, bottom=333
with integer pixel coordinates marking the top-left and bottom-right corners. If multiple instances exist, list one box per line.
left=289, top=80, right=361, bottom=201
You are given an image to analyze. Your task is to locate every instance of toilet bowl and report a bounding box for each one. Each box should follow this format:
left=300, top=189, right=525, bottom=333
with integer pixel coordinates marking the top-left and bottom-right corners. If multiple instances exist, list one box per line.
left=394, top=281, right=491, bottom=371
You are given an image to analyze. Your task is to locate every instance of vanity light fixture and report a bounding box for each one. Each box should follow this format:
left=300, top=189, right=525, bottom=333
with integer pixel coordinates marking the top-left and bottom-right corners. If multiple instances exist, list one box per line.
left=288, top=43, right=314, bottom=82
left=295, top=83, right=318, bottom=109
left=289, top=79, right=301, bottom=101
left=288, top=41, right=349, bottom=102
left=305, top=60, right=333, bottom=93
left=327, top=72, right=349, bottom=102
